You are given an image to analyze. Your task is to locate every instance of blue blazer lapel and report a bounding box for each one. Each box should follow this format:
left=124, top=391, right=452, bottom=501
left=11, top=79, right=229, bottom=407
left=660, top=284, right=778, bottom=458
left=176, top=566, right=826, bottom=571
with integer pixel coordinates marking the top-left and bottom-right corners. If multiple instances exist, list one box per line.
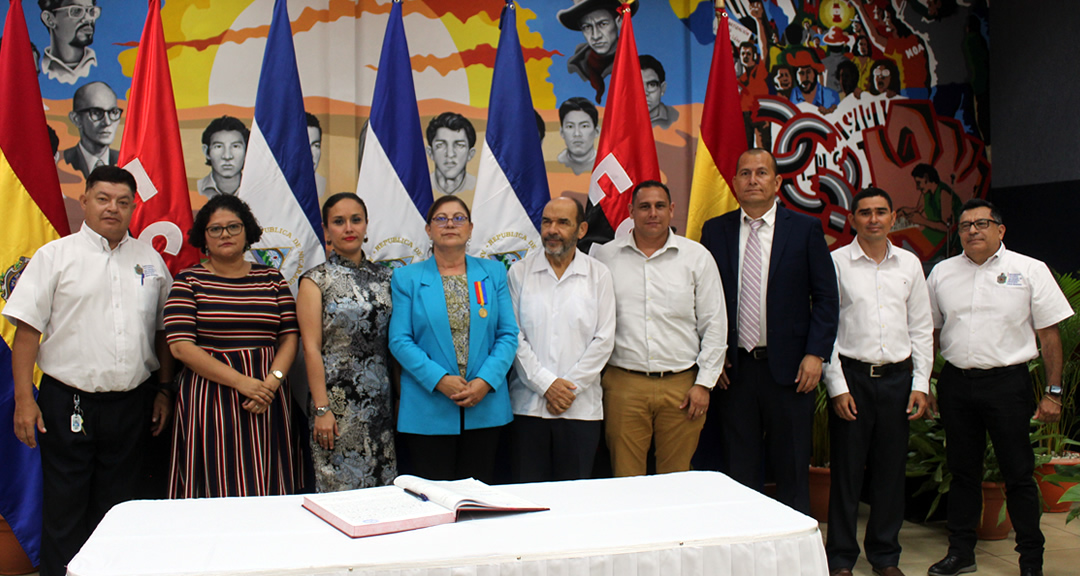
left=418, top=258, right=458, bottom=371
left=769, top=207, right=792, bottom=290
left=465, top=257, right=491, bottom=379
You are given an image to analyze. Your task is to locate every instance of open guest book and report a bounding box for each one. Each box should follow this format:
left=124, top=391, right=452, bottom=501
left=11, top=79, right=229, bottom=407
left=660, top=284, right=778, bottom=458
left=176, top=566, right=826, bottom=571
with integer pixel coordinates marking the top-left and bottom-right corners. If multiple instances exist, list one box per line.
left=302, top=475, right=549, bottom=538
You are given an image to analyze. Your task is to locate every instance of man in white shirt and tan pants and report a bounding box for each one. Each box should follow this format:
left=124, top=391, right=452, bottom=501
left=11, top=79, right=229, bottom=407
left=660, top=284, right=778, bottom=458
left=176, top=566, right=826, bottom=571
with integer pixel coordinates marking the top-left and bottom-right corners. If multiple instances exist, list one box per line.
left=508, top=197, right=615, bottom=482
left=4, top=166, right=173, bottom=576
left=592, top=180, right=727, bottom=477
left=824, top=188, right=933, bottom=576
left=926, top=198, right=1071, bottom=576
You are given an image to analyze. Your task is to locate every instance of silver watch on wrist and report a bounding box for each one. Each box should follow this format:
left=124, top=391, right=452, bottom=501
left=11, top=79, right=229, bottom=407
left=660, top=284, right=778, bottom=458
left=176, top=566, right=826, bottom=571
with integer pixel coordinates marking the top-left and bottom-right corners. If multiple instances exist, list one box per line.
left=315, top=405, right=332, bottom=417
left=1046, top=385, right=1063, bottom=396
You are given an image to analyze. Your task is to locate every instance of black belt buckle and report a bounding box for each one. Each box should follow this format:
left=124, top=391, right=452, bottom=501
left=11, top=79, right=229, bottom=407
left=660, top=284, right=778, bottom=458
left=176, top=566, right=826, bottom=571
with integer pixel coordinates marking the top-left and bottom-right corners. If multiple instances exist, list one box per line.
left=750, top=347, right=768, bottom=361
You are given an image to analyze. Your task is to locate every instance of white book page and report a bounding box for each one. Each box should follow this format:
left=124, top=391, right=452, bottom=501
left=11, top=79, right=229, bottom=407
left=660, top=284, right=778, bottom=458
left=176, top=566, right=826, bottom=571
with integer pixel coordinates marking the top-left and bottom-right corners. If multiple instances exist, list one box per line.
left=393, top=476, right=545, bottom=511
left=308, top=485, right=450, bottom=524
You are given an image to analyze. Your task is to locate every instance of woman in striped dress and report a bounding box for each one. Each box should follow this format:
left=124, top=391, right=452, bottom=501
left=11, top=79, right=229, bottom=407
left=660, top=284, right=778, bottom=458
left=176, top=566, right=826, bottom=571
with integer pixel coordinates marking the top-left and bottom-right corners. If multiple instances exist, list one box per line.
left=165, top=195, right=299, bottom=498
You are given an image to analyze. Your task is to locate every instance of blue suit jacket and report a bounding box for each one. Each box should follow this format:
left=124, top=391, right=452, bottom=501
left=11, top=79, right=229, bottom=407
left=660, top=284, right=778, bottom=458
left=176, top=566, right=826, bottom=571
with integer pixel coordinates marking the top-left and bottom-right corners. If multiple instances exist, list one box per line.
left=389, top=255, right=518, bottom=435
left=700, top=206, right=839, bottom=385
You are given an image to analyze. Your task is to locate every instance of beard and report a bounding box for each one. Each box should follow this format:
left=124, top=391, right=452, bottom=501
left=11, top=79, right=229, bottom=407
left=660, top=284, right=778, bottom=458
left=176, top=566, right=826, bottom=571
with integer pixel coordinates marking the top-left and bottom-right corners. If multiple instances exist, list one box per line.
left=543, top=235, right=573, bottom=257
left=69, top=25, right=95, bottom=49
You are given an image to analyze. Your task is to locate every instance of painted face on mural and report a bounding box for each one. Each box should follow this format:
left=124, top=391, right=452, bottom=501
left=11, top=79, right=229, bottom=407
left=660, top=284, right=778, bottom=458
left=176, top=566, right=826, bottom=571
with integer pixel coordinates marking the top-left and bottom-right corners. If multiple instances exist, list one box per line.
left=307, top=125, right=322, bottom=169
left=579, top=8, right=619, bottom=56
left=641, top=68, right=665, bottom=113
left=428, top=127, right=474, bottom=182
left=46, top=0, right=99, bottom=49
left=873, top=64, right=893, bottom=93
left=70, top=82, right=119, bottom=148
left=797, top=66, right=818, bottom=93
left=204, top=130, right=247, bottom=180
left=739, top=45, right=757, bottom=68
left=559, top=110, right=599, bottom=158
left=774, top=67, right=793, bottom=91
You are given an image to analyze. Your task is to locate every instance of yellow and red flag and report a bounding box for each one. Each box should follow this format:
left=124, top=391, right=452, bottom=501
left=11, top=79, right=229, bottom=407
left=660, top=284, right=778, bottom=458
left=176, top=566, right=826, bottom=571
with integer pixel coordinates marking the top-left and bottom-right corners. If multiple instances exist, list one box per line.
left=120, top=0, right=199, bottom=275
left=686, top=5, right=747, bottom=241
left=0, top=0, right=71, bottom=565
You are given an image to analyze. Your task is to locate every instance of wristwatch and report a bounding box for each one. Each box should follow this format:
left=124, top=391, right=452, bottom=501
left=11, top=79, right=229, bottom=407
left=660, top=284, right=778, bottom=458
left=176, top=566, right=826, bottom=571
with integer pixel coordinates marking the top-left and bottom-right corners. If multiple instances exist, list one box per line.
left=1046, top=385, right=1063, bottom=396
left=271, top=369, right=284, bottom=381
left=315, top=405, right=332, bottom=417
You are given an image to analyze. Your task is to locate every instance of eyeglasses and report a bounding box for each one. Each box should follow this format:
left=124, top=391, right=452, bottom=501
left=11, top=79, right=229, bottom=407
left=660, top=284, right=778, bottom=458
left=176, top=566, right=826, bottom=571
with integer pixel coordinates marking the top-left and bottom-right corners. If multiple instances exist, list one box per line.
left=958, top=218, right=1000, bottom=232
left=77, top=107, right=123, bottom=123
left=51, top=5, right=101, bottom=20
left=644, top=80, right=661, bottom=91
left=206, top=223, right=244, bottom=238
left=431, top=215, right=469, bottom=227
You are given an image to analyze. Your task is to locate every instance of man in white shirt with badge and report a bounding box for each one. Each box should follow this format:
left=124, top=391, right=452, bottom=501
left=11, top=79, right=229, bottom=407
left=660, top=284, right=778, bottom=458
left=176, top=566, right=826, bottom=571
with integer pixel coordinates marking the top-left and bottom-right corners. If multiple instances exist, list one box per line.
left=926, top=199, right=1071, bottom=576
left=5, top=166, right=173, bottom=576
left=508, top=197, right=615, bottom=482
left=592, top=180, right=726, bottom=477
left=824, top=188, right=932, bottom=576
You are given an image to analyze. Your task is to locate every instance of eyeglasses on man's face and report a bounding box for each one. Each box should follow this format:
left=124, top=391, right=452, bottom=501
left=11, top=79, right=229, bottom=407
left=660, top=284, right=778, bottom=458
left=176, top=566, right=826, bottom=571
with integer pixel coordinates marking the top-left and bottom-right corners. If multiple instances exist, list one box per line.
left=958, top=218, right=1000, bottom=232
left=206, top=223, right=244, bottom=238
left=51, top=5, right=101, bottom=20
left=77, top=107, right=123, bottom=123
left=431, top=215, right=469, bottom=227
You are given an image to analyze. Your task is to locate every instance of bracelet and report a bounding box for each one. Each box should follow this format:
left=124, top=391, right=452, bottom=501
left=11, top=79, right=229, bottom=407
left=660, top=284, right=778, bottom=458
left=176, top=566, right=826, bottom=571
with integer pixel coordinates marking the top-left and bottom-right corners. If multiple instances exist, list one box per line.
left=1045, top=395, right=1062, bottom=406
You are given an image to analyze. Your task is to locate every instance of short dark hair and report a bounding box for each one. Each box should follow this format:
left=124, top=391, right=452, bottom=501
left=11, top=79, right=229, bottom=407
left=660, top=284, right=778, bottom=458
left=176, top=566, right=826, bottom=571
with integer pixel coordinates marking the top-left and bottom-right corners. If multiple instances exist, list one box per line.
left=534, top=109, right=545, bottom=142
left=558, top=96, right=599, bottom=126
left=321, top=192, right=367, bottom=225
left=425, top=112, right=476, bottom=149
left=959, top=198, right=1002, bottom=226
left=836, top=59, right=859, bottom=94
left=425, top=195, right=471, bottom=224
left=638, top=54, right=666, bottom=82
left=46, top=124, right=59, bottom=156
left=201, top=116, right=250, bottom=148
left=911, top=163, right=940, bottom=183
left=869, top=59, right=901, bottom=95
left=188, top=194, right=263, bottom=252
left=305, top=112, right=321, bottom=137
left=741, top=148, right=779, bottom=174
left=737, top=42, right=758, bottom=58
left=631, top=180, right=671, bottom=204
left=852, top=187, right=893, bottom=211
left=39, top=0, right=86, bottom=11
left=85, top=165, right=136, bottom=196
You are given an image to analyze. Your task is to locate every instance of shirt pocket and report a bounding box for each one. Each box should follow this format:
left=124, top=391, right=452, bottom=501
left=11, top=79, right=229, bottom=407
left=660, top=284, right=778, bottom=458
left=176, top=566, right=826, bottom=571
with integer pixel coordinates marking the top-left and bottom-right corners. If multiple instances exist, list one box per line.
left=660, top=269, right=696, bottom=320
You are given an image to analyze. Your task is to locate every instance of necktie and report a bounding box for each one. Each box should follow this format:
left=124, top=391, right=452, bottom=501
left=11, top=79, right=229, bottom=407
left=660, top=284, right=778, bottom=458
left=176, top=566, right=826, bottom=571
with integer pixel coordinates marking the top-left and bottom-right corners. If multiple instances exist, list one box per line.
left=739, top=219, right=764, bottom=351
left=93, top=158, right=105, bottom=171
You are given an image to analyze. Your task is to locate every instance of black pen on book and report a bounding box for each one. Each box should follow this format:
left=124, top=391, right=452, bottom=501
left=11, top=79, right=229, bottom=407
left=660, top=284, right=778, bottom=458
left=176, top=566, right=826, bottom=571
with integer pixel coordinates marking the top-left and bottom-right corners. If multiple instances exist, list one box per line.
left=404, top=488, right=428, bottom=502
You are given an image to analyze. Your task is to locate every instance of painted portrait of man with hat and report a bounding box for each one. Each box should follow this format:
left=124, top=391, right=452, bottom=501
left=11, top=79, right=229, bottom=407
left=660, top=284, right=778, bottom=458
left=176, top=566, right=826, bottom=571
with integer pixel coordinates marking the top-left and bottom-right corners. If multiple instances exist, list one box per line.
left=785, top=48, right=840, bottom=113
left=557, top=0, right=638, bottom=103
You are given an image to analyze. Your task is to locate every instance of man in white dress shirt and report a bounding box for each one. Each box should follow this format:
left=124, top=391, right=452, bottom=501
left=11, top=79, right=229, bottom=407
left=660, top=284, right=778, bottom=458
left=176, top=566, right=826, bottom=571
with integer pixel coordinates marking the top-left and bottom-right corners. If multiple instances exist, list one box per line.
left=508, top=197, right=615, bottom=482
left=926, top=199, right=1071, bottom=576
left=824, top=188, right=932, bottom=576
left=592, top=180, right=727, bottom=477
left=4, top=166, right=173, bottom=576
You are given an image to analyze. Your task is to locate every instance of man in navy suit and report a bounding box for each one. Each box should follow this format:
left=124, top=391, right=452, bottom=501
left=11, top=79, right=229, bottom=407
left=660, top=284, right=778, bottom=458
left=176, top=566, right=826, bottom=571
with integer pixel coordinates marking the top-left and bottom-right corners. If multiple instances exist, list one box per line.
left=698, top=149, right=838, bottom=514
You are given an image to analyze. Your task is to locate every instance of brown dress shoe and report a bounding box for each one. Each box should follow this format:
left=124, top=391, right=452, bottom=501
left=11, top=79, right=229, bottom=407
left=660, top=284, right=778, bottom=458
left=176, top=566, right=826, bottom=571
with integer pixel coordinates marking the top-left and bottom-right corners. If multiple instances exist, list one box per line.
left=872, top=567, right=905, bottom=576
left=829, top=569, right=853, bottom=576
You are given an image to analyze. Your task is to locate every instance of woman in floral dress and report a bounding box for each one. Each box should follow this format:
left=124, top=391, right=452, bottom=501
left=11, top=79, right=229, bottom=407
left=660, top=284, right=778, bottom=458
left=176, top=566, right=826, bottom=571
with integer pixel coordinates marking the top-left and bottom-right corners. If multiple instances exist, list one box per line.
left=297, top=193, right=397, bottom=491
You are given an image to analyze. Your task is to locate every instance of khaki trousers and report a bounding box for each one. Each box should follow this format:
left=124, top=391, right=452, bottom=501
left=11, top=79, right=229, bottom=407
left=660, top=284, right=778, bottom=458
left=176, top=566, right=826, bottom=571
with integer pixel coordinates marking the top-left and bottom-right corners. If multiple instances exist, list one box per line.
left=601, top=366, right=705, bottom=477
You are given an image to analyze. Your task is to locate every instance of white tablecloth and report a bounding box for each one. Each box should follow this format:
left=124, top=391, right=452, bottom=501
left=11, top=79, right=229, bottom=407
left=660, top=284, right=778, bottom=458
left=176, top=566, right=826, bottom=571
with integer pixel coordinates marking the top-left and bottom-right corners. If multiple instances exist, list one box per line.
left=67, top=471, right=827, bottom=576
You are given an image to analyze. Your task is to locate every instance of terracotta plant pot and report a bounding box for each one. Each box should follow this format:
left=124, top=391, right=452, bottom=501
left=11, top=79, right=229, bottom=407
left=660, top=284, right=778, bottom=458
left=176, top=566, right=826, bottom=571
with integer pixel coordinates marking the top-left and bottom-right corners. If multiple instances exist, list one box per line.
left=1038, top=457, right=1080, bottom=513
left=0, top=514, right=37, bottom=576
left=976, top=481, right=1012, bottom=541
left=808, top=466, right=830, bottom=523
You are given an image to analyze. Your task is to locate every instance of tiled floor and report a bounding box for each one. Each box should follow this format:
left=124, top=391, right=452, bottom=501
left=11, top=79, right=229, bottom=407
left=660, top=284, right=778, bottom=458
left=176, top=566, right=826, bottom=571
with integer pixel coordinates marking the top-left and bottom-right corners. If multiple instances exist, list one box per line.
left=16, top=506, right=1080, bottom=576
left=837, top=504, right=1080, bottom=575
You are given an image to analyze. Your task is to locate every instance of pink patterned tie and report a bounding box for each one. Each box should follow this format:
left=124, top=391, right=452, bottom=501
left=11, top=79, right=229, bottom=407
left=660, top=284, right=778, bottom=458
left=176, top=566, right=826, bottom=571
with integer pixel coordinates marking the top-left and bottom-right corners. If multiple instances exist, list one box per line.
left=738, top=219, right=764, bottom=351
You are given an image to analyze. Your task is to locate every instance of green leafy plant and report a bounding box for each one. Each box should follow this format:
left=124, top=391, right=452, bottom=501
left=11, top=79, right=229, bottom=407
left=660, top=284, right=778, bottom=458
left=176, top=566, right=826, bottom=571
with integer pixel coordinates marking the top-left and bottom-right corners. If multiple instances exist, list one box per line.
left=811, top=381, right=830, bottom=467
left=1030, top=272, right=1080, bottom=457
left=1043, top=462, right=1080, bottom=524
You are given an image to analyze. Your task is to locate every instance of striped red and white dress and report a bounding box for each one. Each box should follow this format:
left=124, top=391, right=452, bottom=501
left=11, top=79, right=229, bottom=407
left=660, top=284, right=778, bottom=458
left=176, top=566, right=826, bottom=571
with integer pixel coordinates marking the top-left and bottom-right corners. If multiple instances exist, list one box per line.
left=164, top=264, right=299, bottom=498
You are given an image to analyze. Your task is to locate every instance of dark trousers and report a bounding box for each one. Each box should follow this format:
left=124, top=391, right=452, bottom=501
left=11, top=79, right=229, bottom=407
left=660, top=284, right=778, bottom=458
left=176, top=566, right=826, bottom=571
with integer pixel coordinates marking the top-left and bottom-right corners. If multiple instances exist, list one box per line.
left=37, top=375, right=148, bottom=576
left=399, top=426, right=504, bottom=484
left=826, top=362, right=911, bottom=571
left=717, top=349, right=814, bottom=514
left=510, top=416, right=601, bottom=483
left=937, top=362, right=1043, bottom=570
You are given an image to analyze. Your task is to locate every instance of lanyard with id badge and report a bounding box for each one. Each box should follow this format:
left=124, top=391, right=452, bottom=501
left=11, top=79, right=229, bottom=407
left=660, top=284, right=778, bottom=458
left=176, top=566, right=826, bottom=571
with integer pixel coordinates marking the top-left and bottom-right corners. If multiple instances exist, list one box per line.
left=71, top=393, right=86, bottom=434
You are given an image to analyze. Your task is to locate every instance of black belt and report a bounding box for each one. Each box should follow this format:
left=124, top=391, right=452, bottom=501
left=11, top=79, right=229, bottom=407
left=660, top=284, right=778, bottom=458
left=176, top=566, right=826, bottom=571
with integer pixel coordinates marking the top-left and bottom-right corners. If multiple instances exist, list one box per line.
left=42, top=374, right=142, bottom=400
left=945, top=362, right=1026, bottom=378
left=618, top=366, right=694, bottom=379
left=839, top=355, right=912, bottom=378
left=738, top=347, right=768, bottom=361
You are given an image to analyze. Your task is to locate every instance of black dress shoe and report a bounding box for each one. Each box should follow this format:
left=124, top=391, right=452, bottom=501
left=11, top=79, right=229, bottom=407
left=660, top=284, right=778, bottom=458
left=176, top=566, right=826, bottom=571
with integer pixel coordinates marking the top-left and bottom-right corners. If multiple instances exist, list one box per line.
left=1019, top=568, right=1043, bottom=576
left=927, top=555, right=976, bottom=576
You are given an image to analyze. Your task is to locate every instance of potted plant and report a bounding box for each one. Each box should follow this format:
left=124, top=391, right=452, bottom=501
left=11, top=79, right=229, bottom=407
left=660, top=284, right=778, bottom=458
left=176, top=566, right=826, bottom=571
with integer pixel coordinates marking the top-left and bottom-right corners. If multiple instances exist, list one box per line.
left=1041, top=462, right=1080, bottom=523
left=1029, top=271, right=1080, bottom=511
left=808, top=381, right=831, bottom=522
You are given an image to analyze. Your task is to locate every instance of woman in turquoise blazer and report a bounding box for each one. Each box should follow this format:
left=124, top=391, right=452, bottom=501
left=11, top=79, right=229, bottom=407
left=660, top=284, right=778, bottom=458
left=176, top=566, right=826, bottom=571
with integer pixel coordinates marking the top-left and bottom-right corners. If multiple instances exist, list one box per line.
left=389, top=196, right=518, bottom=482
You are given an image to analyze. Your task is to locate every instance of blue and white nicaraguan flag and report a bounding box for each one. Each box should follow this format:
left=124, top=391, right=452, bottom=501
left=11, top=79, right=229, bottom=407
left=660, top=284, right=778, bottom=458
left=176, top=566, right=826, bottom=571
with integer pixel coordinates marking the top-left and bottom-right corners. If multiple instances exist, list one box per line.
left=469, top=1, right=549, bottom=269
left=237, top=0, right=325, bottom=291
left=357, top=0, right=433, bottom=268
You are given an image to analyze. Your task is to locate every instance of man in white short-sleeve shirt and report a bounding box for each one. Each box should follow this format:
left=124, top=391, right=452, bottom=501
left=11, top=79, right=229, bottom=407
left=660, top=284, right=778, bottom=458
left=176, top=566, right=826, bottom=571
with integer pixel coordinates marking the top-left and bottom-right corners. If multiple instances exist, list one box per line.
left=508, top=197, right=615, bottom=482
left=592, top=180, right=727, bottom=477
left=925, top=199, right=1072, bottom=576
left=3, top=166, right=173, bottom=576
